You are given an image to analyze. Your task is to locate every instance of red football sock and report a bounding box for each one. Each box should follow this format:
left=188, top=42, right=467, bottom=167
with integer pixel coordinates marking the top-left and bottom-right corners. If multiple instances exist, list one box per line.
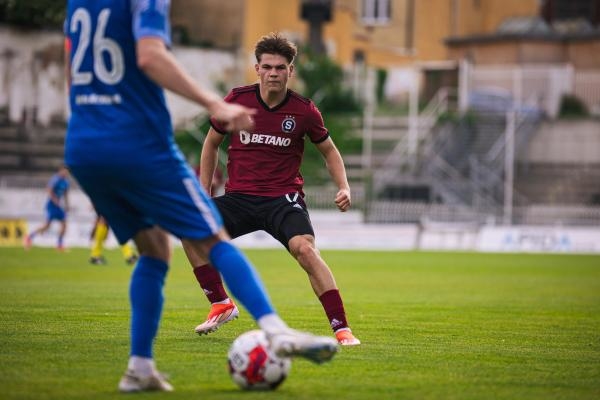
left=319, top=289, right=349, bottom=332
left=193, top=264, right=229, bottom=303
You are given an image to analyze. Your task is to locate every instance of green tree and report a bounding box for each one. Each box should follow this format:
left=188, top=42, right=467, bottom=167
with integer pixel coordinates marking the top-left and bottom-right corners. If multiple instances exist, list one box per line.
left=0, top=0, right=65, bottom=29
left=295, top=46, right=363, bottom=185
left=295, top=46, right=361, bottom=114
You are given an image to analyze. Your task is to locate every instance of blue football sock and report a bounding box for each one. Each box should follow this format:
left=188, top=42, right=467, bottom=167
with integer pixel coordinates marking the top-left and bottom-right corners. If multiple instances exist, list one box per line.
left=129, top=256, right=168, bottom=358
left=209, top=241, right=275, bottom=320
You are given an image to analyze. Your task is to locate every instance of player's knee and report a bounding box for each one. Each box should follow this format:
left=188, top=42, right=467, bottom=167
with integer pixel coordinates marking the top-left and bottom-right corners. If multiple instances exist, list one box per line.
left=134, top=227, right=171, bottom=262
left=290, top=238, right=319, bottom=262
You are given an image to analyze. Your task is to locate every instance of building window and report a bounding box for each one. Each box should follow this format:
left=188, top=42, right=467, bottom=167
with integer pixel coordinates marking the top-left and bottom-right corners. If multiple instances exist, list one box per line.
left=542, top=0, right=600, bottom=26
left=361, top=0, right=391, bottom=25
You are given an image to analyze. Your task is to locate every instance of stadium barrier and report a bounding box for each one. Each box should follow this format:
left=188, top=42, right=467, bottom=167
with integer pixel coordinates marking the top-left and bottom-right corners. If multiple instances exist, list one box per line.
left=0, top=219, right=27, bottom=247
left=2, top=187, right=600, bottom=253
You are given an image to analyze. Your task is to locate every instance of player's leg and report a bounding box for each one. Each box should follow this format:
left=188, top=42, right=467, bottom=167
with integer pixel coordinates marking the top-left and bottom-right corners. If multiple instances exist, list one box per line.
left=287, top=234, right=360, bottom=346
left=69, top=166, right=173, bottom=392
left=187, top=195, right=258, bottom=335
left=118, top=226, right=173, bottom=392
left=121, top=242, right=138, bottom=265
left=106, top=165, right=307, bottom=370
left=56, top=219, right=67, bottom=251
left=90, top=216, right=109, bottom=264
left=271, top=194, right=360, bottom=346
left=25, top=203, right=55, bottom=248
left=288, top=234, right=336, bottom=295
left=52, top=203, right=68, bottom=251
left=95, top=161, right=336, bottom=382
left=24, top=220, right=50, bottom=249
left=161, top=181, right=337, bottom=363
left=184, top=243, right=238, bottom=335
left=183, top=233, right=338, bottom=364
left=29, top=220, right=51, bottom=237
left=184, top=233, right=273, bottom=325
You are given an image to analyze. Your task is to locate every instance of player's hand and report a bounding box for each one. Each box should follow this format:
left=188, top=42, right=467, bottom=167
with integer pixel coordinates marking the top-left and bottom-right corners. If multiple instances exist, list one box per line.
left=334, top=188, right=351, bottom=212
left=210, top=101, right=256, bottom=132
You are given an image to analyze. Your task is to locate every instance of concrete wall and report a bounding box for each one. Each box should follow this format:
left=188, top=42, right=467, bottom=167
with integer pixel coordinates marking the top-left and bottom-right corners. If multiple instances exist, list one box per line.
left=519, top=120, right=600, bottom=163
left=171, top=0, right=244, bottom=48
left=0, top=28, right=65, bottom=126
left=448, top=39, right=600, bottom=69
left=2, top=187, right=599, bottom=253
left=0, top=26, right=236, bottom=129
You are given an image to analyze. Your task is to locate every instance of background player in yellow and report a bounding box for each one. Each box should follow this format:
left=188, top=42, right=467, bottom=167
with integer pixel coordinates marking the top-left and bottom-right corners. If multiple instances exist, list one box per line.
left=89, top=214, right=138, bottom=265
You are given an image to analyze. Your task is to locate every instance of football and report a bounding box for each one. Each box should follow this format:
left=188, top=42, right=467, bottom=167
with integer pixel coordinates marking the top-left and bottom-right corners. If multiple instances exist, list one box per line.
left=227, top=329, right=292, bottom=390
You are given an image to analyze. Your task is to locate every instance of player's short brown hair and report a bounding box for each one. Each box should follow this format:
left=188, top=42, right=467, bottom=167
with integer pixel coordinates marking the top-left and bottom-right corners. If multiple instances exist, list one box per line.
left=255, top=33, right=297, bottom=64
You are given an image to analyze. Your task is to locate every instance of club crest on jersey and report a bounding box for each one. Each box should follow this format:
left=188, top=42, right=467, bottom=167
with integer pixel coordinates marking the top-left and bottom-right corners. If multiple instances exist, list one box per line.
left=281, top=116, right=296, bottom=133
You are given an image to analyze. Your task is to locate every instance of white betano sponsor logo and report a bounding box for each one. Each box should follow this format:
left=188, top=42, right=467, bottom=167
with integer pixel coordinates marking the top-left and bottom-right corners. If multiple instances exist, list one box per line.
left=239, top=130, right=291, bottom=147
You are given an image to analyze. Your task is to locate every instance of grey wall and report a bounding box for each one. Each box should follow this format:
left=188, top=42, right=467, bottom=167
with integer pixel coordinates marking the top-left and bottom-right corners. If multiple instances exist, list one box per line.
left=519, top=120, right=600, bottom=164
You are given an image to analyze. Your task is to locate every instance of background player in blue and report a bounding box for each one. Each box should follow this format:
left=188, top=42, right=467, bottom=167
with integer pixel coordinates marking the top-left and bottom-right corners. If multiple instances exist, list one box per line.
left=25, top=165, right=70, bottom=251
left=65, top=0, right=338, bottom=393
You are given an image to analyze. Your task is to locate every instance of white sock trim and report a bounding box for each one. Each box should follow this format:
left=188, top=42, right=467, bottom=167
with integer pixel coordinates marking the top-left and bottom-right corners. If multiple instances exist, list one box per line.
left=128, top=356, right=156, bottom=376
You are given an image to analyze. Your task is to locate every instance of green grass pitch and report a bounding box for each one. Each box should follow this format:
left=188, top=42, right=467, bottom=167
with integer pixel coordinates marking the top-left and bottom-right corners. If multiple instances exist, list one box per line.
left=1, top=246, right=599, bottom=400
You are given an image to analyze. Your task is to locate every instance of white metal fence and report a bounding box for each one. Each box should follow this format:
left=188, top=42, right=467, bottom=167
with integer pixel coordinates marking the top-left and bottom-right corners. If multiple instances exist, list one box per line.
left=462, top=62, right=600, bottom=118
left=574, top=70, right=600, bottom=115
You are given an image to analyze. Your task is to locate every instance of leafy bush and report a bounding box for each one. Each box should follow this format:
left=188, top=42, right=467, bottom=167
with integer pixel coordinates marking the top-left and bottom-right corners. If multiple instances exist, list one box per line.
left=559, top=94, right=588, bottom=118
left=300, top=113, right=362, bottom=185
left=295, top=46, right=361, bottom=114
left=376, top=68, right=387, bottom=104
left=294, top=46, right=363, bottom=184
left=0, top=0, right=65, bottom=29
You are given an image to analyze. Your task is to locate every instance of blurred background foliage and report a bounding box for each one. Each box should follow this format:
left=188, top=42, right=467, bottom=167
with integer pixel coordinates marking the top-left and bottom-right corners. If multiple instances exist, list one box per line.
left=0, top=0, right=65, bottom=29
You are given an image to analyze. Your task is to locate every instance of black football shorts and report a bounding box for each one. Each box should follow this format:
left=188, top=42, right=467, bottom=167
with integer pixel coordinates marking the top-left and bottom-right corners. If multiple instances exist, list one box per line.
left=213, top=192, right=315, bottom=250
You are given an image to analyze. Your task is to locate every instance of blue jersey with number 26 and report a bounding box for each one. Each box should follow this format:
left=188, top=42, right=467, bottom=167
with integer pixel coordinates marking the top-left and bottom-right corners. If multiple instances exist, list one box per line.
left=65, top=0, right=181, bottom=166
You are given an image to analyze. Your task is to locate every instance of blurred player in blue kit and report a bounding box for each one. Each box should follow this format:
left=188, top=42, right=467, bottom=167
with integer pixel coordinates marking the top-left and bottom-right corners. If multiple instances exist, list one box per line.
left=64, top=0, right=338, bottom=393
left=25, top=165, right=70, bottom=251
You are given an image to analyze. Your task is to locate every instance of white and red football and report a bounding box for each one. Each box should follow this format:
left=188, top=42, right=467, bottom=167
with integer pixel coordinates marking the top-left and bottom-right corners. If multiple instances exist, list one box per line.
left=227, top=329, right=292, bottom=390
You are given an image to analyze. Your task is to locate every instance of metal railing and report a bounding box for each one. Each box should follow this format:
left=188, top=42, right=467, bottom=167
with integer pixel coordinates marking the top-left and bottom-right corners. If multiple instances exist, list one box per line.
left=370, top=87, right=457, bottom=193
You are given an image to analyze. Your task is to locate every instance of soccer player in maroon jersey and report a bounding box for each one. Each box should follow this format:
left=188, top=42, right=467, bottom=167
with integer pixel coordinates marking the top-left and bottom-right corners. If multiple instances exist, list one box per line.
left=184, top=32, right=360, bottom=346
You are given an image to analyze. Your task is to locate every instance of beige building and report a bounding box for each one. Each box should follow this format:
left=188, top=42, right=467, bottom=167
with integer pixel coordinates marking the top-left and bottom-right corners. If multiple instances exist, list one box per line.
left=170, top=0, right=599, bottom=106
left=172, top=0, right=539, bottom=75
left=446, top=26, right=600, bottom=69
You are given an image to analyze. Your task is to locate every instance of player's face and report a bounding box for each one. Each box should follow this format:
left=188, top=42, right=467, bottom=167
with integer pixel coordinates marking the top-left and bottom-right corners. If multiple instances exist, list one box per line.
left=255, top=53, right=293, bottom=95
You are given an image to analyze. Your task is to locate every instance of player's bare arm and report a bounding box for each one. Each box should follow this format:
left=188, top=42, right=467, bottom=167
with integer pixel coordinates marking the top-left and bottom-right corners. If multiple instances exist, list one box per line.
left=315, top=138, right=351, bottom=212
left=199, top=128, right=225, bottom=195
left=136, top=37, right=255, bottom=132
